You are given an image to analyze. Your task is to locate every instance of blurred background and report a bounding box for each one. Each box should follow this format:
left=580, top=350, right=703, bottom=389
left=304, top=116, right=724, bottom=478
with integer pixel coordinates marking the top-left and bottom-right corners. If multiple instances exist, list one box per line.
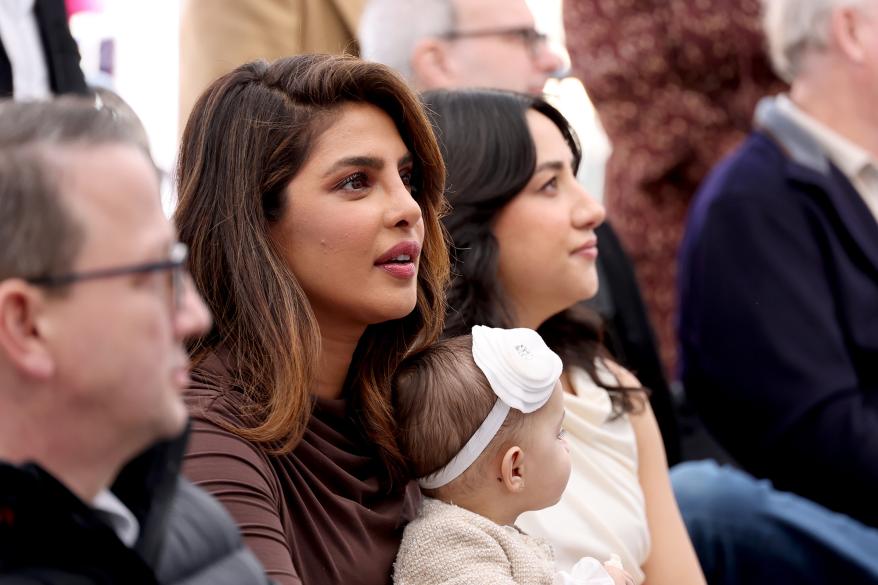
left=65, top=0, right=609, bottom=215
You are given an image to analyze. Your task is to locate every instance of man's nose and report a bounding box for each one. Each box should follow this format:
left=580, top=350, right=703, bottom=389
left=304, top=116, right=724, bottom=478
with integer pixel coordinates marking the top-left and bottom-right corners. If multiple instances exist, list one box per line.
left=535, top=42, right=565, bottom=75
left=175, top=276, right=212, bottom=340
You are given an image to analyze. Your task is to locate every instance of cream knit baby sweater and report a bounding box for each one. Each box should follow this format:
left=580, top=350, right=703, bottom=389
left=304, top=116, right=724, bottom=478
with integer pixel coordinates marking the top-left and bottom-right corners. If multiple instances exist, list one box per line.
left=393, top=497, right=556, bottom=585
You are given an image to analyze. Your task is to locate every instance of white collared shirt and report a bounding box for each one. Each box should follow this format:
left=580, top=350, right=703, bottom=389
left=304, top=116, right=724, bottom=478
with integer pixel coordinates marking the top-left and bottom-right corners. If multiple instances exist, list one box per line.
left=0, top=0, right=52, bottom=100
left=776, top=94, right=878, bottom=225
left=92, top=489, right=140, bottom=547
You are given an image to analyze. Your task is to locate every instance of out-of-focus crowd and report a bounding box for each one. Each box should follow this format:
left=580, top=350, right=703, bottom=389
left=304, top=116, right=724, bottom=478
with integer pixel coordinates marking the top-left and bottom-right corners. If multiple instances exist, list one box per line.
left=0, top=1, right=876, bottom=584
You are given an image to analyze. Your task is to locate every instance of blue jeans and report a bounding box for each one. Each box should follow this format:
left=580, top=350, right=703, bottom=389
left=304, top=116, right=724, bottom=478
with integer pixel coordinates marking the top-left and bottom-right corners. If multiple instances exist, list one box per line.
left=671, top=460, right=878, bottom=584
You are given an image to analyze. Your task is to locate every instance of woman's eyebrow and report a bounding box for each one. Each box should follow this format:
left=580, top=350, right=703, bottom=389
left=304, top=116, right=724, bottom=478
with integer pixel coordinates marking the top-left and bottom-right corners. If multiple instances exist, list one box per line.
left=535, top=160, right=564, bottom=173
left=323, top=155, right=384, bottom=178
left=398, top=152, right=413, bottom=167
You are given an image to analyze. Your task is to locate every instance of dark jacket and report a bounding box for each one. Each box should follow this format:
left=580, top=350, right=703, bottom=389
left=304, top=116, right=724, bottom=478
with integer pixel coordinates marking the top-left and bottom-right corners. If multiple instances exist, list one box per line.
left=0, top=0, right=88, bottom=97
left=589, top=221, right=681, bottom=464
left=0, top=430, right=270, bottom=584
left=678, top=96, right=878, bottom=527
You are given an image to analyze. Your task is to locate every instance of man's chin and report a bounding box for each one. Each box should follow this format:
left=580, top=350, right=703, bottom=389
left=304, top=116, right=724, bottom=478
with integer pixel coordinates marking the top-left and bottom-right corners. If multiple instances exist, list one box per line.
left=156, top=405, right=190, bottom=441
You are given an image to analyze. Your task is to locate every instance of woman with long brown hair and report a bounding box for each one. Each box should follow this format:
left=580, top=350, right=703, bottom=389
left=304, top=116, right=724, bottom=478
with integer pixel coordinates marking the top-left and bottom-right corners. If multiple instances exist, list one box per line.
left=174, top=54, right=449, bottom=585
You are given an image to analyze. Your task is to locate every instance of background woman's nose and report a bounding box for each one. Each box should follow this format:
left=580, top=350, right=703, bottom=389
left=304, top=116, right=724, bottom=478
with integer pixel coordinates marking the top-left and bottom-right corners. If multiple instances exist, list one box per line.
left=572, top=185, right=605, bottom=229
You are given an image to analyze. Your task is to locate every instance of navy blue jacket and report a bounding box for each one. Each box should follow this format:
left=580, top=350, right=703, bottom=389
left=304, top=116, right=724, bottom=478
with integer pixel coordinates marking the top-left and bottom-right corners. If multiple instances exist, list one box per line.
left=678, top=97, right=878, bottom=527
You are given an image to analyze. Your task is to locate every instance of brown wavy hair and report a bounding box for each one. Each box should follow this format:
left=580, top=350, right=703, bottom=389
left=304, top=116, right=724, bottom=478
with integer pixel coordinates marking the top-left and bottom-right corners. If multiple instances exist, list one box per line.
left=175, top=54, right=449, bottom=490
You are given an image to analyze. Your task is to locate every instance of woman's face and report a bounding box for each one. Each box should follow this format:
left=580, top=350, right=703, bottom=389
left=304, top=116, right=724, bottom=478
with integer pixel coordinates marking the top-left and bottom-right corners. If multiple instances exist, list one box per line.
left=492, top=109, right=605, bottom=328
left=271, top=102, right=426, bottom=333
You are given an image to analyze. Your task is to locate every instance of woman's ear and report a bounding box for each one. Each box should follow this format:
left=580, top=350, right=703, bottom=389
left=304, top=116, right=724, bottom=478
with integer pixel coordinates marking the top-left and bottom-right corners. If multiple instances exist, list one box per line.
left=498, top=445, right=526, bottom=493
left=0, top=281, right=55, bottom=380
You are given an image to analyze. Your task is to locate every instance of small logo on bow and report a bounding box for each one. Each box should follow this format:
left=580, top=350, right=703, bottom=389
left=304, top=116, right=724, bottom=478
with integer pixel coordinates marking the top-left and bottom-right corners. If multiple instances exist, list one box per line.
left=515, top=344, right=534, bottom=360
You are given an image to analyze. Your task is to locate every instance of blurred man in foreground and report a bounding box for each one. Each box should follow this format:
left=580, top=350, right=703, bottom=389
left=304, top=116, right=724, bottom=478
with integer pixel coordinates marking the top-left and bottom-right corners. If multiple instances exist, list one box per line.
left=0, top=98, right=270, bottom=584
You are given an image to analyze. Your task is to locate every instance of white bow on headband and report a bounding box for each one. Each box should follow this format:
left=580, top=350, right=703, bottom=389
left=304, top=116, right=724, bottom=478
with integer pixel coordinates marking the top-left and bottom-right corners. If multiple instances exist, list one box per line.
left=418, top=325, right=563, bottom=489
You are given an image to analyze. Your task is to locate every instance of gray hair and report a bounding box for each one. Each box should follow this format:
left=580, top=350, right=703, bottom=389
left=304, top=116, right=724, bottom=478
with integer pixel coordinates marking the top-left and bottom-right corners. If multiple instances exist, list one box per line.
left=0, top=98, right=150, bottom=284
left=358, top=0, right=456, bottom=81
left=763, top=0, right=867, bottom=82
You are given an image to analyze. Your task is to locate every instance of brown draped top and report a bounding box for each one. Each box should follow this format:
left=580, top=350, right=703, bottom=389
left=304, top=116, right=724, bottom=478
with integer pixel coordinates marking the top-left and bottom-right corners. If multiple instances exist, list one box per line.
left=181, top=354, right=419, bottom=585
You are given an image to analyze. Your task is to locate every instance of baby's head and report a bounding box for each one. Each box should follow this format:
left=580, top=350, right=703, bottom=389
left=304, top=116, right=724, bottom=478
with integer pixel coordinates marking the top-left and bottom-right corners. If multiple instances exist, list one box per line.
left=393, top=326, right=571, bottom=522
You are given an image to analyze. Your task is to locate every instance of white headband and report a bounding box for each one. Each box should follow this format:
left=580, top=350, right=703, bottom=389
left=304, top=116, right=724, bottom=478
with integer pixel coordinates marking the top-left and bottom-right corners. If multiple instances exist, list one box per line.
left=418, top=326, right=562, bottom=489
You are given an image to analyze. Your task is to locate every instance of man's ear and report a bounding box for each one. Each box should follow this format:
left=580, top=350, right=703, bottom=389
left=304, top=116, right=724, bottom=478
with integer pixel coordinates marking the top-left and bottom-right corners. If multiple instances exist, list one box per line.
left=833, top=5, right=868, bottom=63
left=498, top=445, right=526, bottom=493
left=0, top=281, right=55, bottom=380
left=410, top=37, right=455, bottom=90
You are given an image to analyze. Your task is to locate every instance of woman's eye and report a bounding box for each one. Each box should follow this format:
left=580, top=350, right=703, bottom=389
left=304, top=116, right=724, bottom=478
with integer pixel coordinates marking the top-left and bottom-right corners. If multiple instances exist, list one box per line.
left=337, top=172, right=370, bottom=192
left=557, top=428, right=567, bottom=440
left=539, top=177, right=559, bottom=194
left=400, top=169, right=414, bottom=192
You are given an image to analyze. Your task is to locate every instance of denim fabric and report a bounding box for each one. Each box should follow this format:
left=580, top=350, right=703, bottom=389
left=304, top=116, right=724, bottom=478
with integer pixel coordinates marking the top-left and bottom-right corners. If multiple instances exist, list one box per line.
left=671, top=460, right=878, bottom=584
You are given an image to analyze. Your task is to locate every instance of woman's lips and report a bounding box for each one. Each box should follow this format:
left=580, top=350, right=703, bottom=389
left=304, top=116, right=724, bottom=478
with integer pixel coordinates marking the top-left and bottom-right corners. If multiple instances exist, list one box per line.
left=375, top=240, right=421, bottom=279
left=378, top=262, right=417, bottom=279
left=571, top=240, right=599, bottom=260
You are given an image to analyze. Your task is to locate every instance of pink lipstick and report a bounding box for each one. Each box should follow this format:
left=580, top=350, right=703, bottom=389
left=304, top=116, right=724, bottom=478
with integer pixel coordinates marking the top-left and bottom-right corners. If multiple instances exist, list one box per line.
left=571, top=239, right=599, bottom=260
left=375, top=241, right=421, bottom=279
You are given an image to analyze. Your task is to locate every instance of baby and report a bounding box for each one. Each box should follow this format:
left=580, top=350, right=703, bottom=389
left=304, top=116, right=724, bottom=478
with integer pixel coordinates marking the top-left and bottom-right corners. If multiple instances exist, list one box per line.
left=392, top=325, right=633, bottom=585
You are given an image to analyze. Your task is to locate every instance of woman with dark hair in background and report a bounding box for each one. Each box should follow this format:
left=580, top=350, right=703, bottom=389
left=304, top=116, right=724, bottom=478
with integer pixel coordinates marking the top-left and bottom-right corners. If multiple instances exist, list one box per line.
left=423, top=89, right=704, bottom=585
left=174, top=54, right=449, bottom=585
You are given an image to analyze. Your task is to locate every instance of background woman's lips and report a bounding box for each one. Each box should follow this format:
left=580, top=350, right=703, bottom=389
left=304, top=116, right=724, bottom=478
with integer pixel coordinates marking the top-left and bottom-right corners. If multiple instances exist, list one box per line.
left=572, top=240, right=599, bottom=260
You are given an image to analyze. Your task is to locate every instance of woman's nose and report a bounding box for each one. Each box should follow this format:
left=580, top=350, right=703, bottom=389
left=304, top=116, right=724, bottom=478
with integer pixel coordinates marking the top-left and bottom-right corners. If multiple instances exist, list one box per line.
left=386, top=180, right=423, bottom=229
left=571, top=184, right=605, bottom=229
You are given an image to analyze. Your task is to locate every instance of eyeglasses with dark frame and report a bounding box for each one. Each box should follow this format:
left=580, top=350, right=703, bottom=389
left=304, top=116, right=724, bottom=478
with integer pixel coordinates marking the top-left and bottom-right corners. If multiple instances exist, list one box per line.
left=441, top=26, right=549, bottom=58
left=26, top=242, right=189, bottom=312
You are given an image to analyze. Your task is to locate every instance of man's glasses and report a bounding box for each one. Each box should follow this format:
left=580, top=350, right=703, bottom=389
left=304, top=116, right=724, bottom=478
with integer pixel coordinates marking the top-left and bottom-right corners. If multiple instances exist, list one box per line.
left=26, top=242, right=189, bottom=312
left=441, top=26, right=549, bottom=58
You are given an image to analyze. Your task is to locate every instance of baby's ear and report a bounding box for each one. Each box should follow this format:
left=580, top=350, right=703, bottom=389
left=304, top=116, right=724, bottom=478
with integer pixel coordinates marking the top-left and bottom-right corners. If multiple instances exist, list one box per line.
left=498, top=446, right=526, bottom=493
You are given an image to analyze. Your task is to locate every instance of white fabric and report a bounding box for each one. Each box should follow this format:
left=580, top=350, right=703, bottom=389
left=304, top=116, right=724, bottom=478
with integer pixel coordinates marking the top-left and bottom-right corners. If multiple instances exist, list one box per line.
left=776, top=94, right=878, bottom=224
left=0, top=0, right=51, bottom=100
left=517, top=366, right=650, bottom=585
left=555, top=557, right=615, bottom=585
left=471, top=325, right=563, bottom=413
left=418, top=326, right=562, bottom=489
left=92, top=489, right=140, bottom=547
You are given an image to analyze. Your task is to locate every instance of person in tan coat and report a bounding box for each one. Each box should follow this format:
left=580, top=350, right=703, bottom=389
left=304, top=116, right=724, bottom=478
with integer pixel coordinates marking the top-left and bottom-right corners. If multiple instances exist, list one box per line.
left=179, top=0, right=364, bottom=127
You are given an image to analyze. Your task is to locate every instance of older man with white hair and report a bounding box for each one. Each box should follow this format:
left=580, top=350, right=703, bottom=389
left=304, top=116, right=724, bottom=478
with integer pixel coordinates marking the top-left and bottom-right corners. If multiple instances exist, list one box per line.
left=359, top=0, right=562, bottom=94
left=672, top=0, right=878, bottom=581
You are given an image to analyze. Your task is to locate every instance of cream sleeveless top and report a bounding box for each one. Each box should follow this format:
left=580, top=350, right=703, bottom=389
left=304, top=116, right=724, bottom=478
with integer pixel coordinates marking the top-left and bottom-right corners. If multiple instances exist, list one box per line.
left=516, top=366, right=650, bottom=585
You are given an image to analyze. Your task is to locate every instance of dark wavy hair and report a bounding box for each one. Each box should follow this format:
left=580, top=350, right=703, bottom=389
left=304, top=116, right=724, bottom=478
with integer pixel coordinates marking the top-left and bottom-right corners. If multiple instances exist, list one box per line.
left=176, top=54, right=450, bottom=491
left=423, top=88, right=643, bottom=415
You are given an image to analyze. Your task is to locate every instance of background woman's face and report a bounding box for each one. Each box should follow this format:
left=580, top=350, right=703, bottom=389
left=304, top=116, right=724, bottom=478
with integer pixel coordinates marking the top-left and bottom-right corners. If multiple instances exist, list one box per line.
left=492, top=110, right=606, bottom=328
left=270, top=102, right=425, bottom=333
